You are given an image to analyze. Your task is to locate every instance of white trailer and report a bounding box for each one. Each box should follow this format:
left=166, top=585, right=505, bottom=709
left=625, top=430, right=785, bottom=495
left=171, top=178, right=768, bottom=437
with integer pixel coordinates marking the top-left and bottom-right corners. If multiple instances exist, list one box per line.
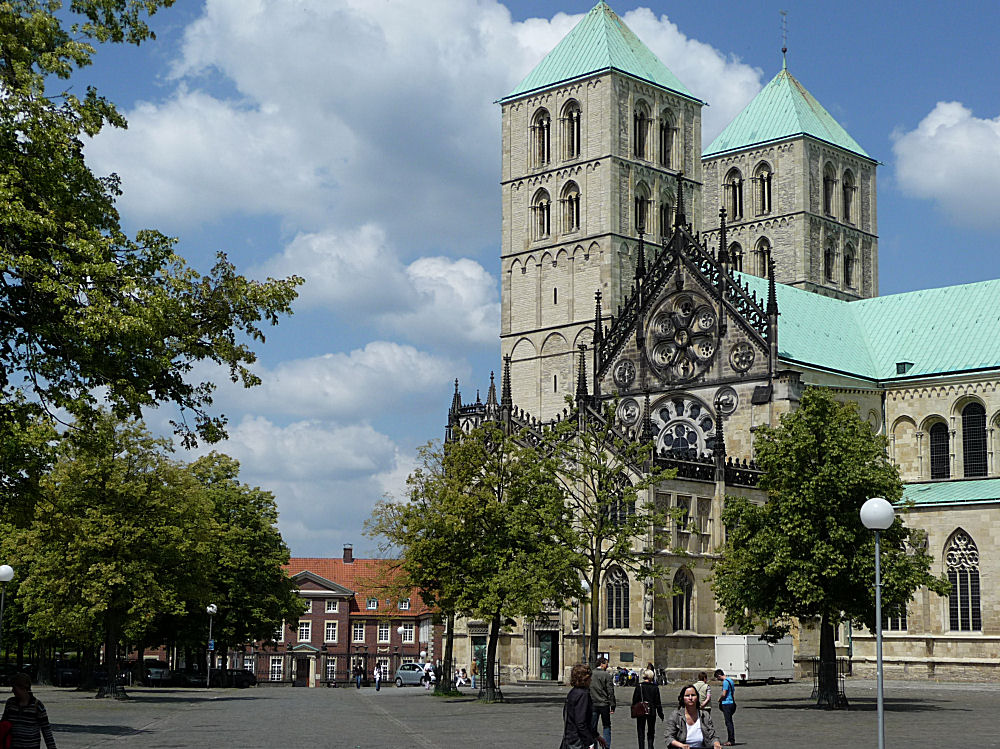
left=714, top=635, right=794, bottom=684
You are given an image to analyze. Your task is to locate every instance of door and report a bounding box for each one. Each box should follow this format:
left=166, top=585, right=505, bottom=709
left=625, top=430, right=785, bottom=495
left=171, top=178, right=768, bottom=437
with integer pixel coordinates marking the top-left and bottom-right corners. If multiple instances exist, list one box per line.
left=472, top=637, right=487, bottom=677
left=538, top=632, right=558, bottom=680
left=294, top=657, right=309, bottom=687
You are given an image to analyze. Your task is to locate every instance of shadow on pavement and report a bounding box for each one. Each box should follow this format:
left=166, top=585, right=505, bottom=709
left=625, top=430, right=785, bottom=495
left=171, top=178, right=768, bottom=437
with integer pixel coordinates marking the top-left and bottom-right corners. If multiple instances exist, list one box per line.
left=751, top=698, right=958, bottom=713
left=54, top=724, right=150, bottom=736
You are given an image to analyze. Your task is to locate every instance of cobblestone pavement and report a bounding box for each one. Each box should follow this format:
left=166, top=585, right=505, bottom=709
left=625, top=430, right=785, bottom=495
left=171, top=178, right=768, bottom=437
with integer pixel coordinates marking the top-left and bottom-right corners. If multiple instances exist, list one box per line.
left=24, top=678, right=1000, bottom=748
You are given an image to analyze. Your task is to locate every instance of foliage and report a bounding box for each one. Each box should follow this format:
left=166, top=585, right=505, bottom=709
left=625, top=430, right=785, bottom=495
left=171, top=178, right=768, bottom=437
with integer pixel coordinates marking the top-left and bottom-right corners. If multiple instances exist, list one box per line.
left=543, top=400, right=675, bottom=665
left=368, top=425, right=583, bottom=701
left=0, top=0, right=302, bottom=449
left=711, top=387, right=948, bottom=705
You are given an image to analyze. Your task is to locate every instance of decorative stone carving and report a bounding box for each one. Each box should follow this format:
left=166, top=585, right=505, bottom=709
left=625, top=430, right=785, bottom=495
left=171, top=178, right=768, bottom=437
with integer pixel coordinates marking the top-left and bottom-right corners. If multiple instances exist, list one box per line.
left=617, top=397, right=640, bottom=426
left=729, top=341, right=755, bottom=373
left=653, top=395, right=717, bottom=459
left=714, top=386, right=738, bottom=416
left=613, top=359, right=636, bottom=388
left=645, top=290, right=719, bottom=384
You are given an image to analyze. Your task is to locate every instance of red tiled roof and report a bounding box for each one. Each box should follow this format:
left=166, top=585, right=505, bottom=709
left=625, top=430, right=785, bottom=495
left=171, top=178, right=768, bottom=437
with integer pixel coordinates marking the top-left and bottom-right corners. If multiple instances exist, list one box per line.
left=286, top=557, right=434, bottom=618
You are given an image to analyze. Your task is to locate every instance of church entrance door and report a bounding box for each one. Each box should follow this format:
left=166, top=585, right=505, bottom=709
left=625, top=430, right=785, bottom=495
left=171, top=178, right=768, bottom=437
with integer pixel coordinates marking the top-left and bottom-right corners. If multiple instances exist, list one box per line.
left=538, top=632, right=558, bottom=680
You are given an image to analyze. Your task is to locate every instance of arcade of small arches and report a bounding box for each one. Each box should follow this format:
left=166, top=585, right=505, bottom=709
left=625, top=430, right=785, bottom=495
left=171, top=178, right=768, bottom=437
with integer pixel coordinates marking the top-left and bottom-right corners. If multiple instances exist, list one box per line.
left=530, top=100, right=583, bottom=168
left=898, top=400, right=999, bottom=480
left=723, top=161, right=773, bottom=221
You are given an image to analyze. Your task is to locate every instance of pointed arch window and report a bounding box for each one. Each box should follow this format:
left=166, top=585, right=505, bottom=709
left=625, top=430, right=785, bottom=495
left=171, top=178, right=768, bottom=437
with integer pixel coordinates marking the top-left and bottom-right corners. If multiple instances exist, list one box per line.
left=754, top=163, right=772, bottom=215
left=728, top=242, right=743, bottom=272
left=946, top=531, right=981, bottom=631
left=561, top=181, right=581, bottom=233
left=929, top=421, right=950, bottom=479
left=562, top=100, right=582, bottom=160
left=842, top=170, right=856, bottom=223
left=755, top=237, right=771, bottom=277
left=633, top=101, right=651, bottom=160
left=531, top=108, right=551, bottom=167
left=634, top=182, right=651, bottom=234
left=822, top=162, right=837, bottom=215
left=672, top=569, right=693, bottom=631
left=962, top=402, right=987, bottom=477
left=606, top=567, right=629, bottom=629
left=531, top=189, right=551, bottom=240
left=824, top=242, right=835, bottom=281
left=724, top=169, right=743, bottom=219
left=659, top=198, right=673, bottom=238
left=843, top=244, right=856, bottom=288
left=659, top=109, right=674, bottom=168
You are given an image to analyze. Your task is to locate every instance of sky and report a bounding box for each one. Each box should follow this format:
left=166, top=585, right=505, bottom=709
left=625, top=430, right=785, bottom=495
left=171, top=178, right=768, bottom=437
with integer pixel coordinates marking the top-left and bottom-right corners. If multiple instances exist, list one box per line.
left=71, top=0, right=1000, bottom=557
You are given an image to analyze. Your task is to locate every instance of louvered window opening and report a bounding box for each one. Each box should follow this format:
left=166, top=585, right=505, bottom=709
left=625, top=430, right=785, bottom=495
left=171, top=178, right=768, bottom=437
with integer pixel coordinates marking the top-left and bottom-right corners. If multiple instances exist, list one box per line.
left=929, top=422, right=950, bottom=479
left=962, top=403, right=987, bottom=477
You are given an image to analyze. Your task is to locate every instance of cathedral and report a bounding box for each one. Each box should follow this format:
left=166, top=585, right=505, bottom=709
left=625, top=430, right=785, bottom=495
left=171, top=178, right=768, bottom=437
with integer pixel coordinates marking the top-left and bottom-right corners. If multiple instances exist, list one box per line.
left=446, top=2, right=1000, bottom=682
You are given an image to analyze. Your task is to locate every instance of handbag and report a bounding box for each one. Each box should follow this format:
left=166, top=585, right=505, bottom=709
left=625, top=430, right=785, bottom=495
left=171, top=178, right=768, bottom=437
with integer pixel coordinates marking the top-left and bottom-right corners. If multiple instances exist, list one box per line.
left=630, top=701, right=650, bottom=718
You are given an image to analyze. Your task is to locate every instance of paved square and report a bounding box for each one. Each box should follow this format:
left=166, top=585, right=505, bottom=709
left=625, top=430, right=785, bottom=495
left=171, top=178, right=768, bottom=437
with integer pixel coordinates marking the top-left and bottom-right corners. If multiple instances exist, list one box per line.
left=27, top=678, right=998, bottom=748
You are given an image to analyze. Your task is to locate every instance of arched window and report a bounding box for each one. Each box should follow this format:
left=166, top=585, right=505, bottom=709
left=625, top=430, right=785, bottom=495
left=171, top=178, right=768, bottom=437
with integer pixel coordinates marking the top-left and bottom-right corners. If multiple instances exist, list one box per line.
left=561, top=181, right=581, bottom=233
left=755, top=237, right=771, bottom=276
left=659, top=109, right=674, bottom=168
left=672, top=569, right=693, bottom=631
left=843, top=245, right=855, bottom=288
left=822, top=162, right=837, bottom=215
left=659, top=197, right=673, bottom=237
left=633, top=101, right=651, bottom=160
left=634, top=182, right=650, bottom=234
left=962, top=402, right=987, bottom=477
left=531, top=189, right=551, bottom=240
left=754, top=162, right=772, bottom=215
left=824, top=242, right=835, bottom=281
left=728, top=242, right=743, bottom=272
left=946, top=530, right=981, bottom=631
left=929, top=422, right=950, bottom=479
left=531, top=108, right=551, bottom=167
left=842, top=170, right=856, bottom=223
left=562, top=100, right=581, bottom=160
left=724, top=169, right=744, bottom=219
left=606, top=567, right=629, bottom=629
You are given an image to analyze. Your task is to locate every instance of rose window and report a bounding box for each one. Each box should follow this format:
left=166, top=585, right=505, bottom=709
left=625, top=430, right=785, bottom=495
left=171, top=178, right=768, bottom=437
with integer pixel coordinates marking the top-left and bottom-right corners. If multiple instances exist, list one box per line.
left=652, top=396, right=717, bottom=459
left=645, top=291, right=719, bottom=384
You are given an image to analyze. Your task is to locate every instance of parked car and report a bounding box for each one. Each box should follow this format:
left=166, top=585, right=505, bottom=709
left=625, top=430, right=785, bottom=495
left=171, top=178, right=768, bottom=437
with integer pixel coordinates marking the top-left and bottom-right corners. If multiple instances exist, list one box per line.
left=171, top=670, right=207, bottom=687
left=394, top=663, right=426, bottom=687
left=143, top=660, right=171, bottom=684
left=53, top=660, right=81, bottom=687
left=209, top=669, right=257, bottom=688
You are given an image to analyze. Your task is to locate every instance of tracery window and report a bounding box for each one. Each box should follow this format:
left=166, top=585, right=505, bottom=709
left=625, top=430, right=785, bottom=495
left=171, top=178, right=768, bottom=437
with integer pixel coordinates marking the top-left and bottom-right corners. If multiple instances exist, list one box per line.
left=754, top=162, right=772, bottom=215
left=606, top=567, right=630, bottom=629
left=531, top=189, right=551, bottom=240
left=724, top=169, right=744, bottom=219
left=561, top=100, right=581, bottom=159
left=672, top=568, right=693, bottom=631
left=531, top=108, right=551, bottom=167
left=634, top=101, right=651, bottom=160
left=842, top=170, right=856, bottom=223
left=659, top=109, right=674, bottom=168
left=561, top=181, right=581, bottom=232
left=843, top=245, right=855, bottom=288
left=823, top=162, right=837, bottom=215
left=962, top=402, right=987, bottom=478
left=929, top=422, right=950, bottom=479
left=946, top=531, right=981, bottom=631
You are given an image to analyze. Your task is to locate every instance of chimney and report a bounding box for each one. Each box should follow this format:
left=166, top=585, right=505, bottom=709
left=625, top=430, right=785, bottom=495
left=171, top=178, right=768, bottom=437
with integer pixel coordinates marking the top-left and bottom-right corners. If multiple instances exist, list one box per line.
left=343, top=544, right=354, bottom=563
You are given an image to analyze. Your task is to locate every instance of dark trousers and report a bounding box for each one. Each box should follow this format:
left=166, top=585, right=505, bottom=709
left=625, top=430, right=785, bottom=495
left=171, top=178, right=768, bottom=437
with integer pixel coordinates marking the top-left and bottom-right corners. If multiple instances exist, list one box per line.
left=720, top=703, right=736, bottom=743
left=591, top=705, right=612, bottom=748
left=635, top=715, right=656, bottom=749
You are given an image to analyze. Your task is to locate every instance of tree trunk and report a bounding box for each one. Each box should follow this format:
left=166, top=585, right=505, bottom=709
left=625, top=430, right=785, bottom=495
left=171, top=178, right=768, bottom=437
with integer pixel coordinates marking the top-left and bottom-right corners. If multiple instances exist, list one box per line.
left=97, top=618, right=128, bottom=699
left=815, top=613, right=843, bottom=708
left=482, top=610, right=503, bottom=702
left=588, top=571, right=601, bottom=668
left=435, top=611, right=456, bottom=694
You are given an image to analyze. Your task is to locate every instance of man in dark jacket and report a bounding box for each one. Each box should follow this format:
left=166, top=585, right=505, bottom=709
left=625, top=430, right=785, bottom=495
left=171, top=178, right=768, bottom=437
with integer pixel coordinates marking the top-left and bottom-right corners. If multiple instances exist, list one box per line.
left=564, top=665, right=606, bottom=749
left=589, top=657, right=615, bottom=749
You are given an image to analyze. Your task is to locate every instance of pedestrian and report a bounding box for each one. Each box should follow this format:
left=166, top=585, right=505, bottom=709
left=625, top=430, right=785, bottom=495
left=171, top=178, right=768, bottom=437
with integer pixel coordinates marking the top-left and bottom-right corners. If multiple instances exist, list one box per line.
left=373, top=665, right=381, bottom=692
left=423, top=662, right=434, bottom=690
left=470, top=660, right=478, bottom=689
left=460, top=668, right=469, bottom=687
left=353, top=663, right=362, bottom=689
left=631, top=668, right=664, bottom=749
left=714, top=669, right=736, bottom=746
left=562, top=664, right=607, bottom=749
left=666, top=684, right=722, bottom=749
left=2, top=673, right=58, bottom=749
left=589, top=656, right=615, bottom=749
left=692, top=672, right=711, bottom=711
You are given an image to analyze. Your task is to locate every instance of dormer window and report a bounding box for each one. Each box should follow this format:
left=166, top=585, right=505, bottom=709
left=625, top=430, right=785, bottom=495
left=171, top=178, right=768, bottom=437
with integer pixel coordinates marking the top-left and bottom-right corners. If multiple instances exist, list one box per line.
left=366, top=597, right=378, bottom=610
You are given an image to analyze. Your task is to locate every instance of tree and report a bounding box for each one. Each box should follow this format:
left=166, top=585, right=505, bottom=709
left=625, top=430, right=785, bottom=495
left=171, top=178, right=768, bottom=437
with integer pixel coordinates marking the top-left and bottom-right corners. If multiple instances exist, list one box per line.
left=544, top=401, right=674, bottom=666
left=368, top=424, right=583, bottom=702
left=0, top=1, right=302, bottom=449
left=711, top=387, right=948, bottom=706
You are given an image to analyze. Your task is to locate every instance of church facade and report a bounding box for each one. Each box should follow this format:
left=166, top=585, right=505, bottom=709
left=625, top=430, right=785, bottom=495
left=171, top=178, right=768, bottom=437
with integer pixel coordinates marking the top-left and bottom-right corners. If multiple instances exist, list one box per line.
left=448, top=2, right=1000, bottom=683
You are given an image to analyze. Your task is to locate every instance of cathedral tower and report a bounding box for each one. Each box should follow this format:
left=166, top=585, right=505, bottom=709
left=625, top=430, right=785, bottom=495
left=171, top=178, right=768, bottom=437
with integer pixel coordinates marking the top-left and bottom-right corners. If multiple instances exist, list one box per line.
left=701, top=60, right=878, bottom=300
left=499, top=2, right=704, bottom=420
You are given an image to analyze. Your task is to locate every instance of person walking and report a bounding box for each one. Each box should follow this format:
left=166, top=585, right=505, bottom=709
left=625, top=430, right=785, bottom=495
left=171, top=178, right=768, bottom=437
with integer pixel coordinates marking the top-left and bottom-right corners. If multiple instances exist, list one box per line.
left=630, top=669, right=664, bottom=749
left=562, top=664, right=607, bottom=749
left=589, top=657, right=615, bottom=749
left=2, top=673, right=58, bottom=749
left=353, top=663, right=363, bottom=689
left=692, top=672, right=711, bottom=711
left=714, top=669, right=736, bottom=746
left=666, top=684, right=722, bottom=749
left=373, top=665, right=381, bottom=692
left=470, top=660, right=478, bottom=690
left=423, top=662, right=434, bottom=690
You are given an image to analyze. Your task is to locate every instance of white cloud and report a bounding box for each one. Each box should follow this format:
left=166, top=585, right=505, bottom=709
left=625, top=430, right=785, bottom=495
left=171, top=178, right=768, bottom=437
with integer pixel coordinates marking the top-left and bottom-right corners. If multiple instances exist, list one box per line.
left=893, top=101, right=1000, bottom=229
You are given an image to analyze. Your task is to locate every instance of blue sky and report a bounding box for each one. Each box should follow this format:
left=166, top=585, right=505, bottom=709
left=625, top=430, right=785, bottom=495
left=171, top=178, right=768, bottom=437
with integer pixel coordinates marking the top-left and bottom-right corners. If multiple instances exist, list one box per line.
left=74, top=1, right=1000, bottom=556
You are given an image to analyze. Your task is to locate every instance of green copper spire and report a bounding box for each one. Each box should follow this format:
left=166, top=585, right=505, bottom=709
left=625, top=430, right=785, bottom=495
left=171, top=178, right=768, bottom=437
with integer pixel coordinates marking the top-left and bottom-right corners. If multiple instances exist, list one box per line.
left=703, top=67, right=870, bottom=159
left=503, top=2, right=695, bottom=102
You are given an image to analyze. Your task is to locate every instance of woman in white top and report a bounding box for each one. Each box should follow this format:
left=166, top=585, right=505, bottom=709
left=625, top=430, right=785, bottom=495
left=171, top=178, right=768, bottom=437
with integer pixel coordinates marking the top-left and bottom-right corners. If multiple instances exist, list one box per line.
left=665, top=684, right=723, bottom=749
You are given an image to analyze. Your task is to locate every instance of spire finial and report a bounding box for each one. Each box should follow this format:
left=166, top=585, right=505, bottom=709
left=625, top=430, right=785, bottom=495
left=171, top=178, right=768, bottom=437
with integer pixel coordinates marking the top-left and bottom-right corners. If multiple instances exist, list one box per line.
left=635, top=230, right=646, bottom=279
left=780, top=9, right=788, bottom=69
left=718, top=207, right=729, bottom=265
left=674, top=171, right=686, bottom=228
left=576, top=345, right=588, bottom=399
left=767, top=255, right=779, bottom=317
left=501, top=355, right=512, bottom=408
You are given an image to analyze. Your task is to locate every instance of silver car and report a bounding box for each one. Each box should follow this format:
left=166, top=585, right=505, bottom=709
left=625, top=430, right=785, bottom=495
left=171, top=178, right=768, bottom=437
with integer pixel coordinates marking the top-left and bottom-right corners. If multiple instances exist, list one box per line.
left=393, top=662, right=426, bottom=687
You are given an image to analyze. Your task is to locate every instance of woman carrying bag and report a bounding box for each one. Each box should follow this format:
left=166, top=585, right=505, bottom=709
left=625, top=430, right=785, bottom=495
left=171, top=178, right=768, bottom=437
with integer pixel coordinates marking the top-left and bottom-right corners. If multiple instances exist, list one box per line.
left=630, top=669, right=664, bottom=749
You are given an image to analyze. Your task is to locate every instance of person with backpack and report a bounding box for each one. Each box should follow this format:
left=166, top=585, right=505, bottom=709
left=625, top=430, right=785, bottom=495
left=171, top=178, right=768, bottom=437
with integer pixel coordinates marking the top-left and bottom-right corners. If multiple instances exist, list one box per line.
left=714, top=669, right=736, bottom=746
left=2, top=673, right=57, bottom=748
left=630, top=669, right=664, bottom=749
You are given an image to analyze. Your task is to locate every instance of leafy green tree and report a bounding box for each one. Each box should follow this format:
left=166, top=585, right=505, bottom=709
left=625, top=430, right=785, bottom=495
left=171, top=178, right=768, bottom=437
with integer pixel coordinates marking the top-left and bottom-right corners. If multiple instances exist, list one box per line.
left=544, top=402, right=674, bottom=667
left=369, top=425, right=583, bottom=702
left=711, top=387, right=948, bottom=706
left=0, top=0, right=302, bottom=449
left=16, top=411, right=215, bottom=696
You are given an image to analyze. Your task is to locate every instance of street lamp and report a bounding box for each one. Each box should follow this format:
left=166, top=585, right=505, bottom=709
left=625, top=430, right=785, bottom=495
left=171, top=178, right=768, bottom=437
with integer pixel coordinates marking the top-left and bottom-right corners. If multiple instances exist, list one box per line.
left=861, top=497, right=894, bottom=749
left=396, top=625, right=405, bottom=674
left=580, top=578, right=590, bottom=667
left=0, top=565, right=13, bottom=654
left=206, top=603, right=218, bottom=688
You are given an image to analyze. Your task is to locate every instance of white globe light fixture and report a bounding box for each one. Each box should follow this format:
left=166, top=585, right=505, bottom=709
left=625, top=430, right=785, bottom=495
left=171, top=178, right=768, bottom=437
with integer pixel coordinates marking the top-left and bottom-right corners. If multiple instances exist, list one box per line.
left=0, top=565, right=13, bottom=583
left=860, top=497, right=894, bottom=749
left=0, top=565, right=12, bottom=649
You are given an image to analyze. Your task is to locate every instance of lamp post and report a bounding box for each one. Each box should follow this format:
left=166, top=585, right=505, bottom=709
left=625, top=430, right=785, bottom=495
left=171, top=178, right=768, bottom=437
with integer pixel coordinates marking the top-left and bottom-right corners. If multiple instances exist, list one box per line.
left=206, top=603, right=217, bottom=688
left=396, top=625, right=405, bottom=675
left=860, top=497, right=894, bottom=749
left=0, top=565, right=13, bottom=654
left=580, top=577, right=590, bottom=667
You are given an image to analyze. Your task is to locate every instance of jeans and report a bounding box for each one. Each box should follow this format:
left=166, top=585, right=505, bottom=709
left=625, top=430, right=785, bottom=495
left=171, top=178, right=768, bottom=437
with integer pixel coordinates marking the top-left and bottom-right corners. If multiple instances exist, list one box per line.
left=355, top=674, right=362, bottom=689
left=720, top=702, right=736, bottom=743
left=592, top=705, right=611, bottom=749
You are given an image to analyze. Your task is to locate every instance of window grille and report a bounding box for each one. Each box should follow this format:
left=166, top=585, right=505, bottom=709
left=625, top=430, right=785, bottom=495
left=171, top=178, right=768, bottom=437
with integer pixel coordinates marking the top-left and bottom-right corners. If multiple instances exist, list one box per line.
left=947, top=531, right=981, bottom=631
left=325, top=621, right=338, bottom=642
left=962, top=403, right=987, bottom=477
left=326, top=599, right=338, bottom=613
left=298, top=620, right=311, bottom=642
left=269, top=656, right=283, bottom=681
left=929, top=422, right=950, bottom=479
left=606, top=567, right=629, bottom=629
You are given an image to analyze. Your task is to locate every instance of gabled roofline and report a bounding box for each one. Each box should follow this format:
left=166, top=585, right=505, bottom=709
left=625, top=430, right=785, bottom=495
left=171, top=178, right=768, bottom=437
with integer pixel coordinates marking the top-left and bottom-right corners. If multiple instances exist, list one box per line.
left=498, top=67, right=704, bottom=107
left=291, top=570, right=355, bottom=596
left=703, top=132, right=880, bottom=165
